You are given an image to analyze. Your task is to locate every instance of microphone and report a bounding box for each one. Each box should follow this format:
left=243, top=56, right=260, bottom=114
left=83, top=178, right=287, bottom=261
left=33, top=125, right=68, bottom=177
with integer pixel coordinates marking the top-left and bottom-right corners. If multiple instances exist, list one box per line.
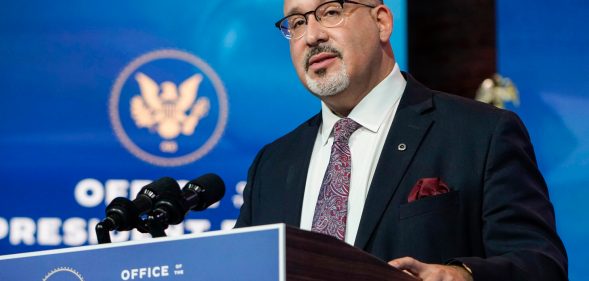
left=148, top=173, right=225, bottom=226
left=98, top=177, right=181, bottom=231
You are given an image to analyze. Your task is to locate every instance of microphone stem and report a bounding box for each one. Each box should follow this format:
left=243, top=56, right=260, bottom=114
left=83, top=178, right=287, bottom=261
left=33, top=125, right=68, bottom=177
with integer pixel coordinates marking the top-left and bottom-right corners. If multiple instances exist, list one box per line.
left=95, top=218, right=115, bottom=244
left=146, top=211, right=168, bottom=238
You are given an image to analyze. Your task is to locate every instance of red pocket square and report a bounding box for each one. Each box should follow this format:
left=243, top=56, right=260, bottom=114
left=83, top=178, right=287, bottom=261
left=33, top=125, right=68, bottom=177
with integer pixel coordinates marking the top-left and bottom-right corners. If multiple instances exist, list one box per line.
left=407, top=177, right=450, bottom=203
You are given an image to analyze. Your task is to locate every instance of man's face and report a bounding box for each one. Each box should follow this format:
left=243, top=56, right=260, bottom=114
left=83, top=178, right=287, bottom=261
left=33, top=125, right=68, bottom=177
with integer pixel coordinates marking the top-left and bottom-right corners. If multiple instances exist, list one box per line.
left=283, top=0, right=381, bottom=97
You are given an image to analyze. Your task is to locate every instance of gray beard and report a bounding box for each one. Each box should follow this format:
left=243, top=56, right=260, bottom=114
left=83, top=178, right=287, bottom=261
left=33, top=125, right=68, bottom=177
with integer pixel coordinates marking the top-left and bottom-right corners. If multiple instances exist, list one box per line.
left=305, top=62, right=350, bottom=97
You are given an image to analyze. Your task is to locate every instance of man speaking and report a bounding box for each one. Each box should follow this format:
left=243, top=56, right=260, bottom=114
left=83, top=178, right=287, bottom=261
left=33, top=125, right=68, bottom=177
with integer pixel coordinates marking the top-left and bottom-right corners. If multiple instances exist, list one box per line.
left=236, top=0, right=568, bottom=280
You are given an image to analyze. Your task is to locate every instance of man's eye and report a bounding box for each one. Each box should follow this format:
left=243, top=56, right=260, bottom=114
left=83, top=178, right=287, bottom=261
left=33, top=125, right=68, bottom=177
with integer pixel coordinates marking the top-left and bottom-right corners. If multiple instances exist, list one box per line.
left=323, top=8, right=342, bottom=17
left=291, top=18, right=306, bottom=29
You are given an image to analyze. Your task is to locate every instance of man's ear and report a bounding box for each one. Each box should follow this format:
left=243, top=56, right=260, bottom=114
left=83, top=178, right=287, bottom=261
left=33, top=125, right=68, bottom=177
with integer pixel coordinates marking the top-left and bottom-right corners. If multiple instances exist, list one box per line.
left=372, top=5, right=393, bottom=43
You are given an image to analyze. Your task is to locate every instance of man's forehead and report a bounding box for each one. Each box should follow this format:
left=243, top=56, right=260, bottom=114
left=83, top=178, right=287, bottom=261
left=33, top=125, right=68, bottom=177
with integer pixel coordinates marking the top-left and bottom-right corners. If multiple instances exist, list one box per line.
left=283, top=0, right=330, bottom=16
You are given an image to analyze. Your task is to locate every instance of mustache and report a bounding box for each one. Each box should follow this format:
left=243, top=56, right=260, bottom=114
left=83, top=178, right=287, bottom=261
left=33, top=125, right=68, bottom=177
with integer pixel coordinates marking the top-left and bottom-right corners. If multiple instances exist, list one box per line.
left=304, top=44, right=343, bottom=72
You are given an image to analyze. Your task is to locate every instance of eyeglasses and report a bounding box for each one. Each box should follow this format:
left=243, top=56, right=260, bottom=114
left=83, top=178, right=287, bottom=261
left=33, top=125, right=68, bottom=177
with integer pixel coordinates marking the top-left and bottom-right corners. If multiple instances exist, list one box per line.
left=274, top=0, right=377, bottom=40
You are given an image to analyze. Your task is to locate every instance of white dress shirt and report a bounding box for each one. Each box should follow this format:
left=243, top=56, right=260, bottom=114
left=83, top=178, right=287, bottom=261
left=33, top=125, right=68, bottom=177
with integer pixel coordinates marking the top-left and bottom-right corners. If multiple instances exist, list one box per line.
left=299, top=64, right=407, bottom=245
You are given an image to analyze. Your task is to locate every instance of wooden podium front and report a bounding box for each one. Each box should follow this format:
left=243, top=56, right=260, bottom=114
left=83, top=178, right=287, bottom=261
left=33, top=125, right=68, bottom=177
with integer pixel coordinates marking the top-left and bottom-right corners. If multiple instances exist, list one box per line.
left=285, top=226, right=415, bottom=280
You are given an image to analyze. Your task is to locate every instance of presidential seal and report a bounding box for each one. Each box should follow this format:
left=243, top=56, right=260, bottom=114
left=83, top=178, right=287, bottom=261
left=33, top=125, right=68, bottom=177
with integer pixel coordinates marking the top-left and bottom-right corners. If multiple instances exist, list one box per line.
left=109, top=49, right=229, bottom=166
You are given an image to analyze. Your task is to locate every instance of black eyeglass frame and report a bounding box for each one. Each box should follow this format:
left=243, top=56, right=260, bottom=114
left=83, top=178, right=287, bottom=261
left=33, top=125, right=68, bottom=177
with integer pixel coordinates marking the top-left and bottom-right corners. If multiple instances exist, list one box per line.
left=274, top=0, right=377, bottom=39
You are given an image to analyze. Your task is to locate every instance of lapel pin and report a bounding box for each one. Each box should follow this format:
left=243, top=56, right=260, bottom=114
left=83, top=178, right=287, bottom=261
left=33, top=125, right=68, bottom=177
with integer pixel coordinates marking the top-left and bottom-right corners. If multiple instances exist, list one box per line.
left=398, top=143, right=407, bottom=151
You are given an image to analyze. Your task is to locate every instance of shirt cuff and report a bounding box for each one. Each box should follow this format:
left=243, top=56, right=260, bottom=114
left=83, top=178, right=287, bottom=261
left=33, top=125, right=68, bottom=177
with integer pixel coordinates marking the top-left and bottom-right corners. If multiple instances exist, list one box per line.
left=446, top=259, right=473, bottom=275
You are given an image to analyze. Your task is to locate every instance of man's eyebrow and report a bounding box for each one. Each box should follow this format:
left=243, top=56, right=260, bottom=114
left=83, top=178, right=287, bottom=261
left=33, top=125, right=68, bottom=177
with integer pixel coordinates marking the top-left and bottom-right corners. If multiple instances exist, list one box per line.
left=285, top=6, right=303, bottom=16
left=284, top=0, right=330, bottom=17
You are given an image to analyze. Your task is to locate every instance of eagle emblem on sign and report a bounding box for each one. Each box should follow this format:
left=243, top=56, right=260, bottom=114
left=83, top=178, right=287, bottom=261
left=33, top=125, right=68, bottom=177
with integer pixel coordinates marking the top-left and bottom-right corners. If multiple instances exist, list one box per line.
left=130, top=72, right=210, bottom=153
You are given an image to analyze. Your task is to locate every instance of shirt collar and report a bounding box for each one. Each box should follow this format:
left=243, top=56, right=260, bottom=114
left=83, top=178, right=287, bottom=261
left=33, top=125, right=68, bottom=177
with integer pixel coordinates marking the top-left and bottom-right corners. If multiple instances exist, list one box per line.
left=319, top=63, right=407, bottom=145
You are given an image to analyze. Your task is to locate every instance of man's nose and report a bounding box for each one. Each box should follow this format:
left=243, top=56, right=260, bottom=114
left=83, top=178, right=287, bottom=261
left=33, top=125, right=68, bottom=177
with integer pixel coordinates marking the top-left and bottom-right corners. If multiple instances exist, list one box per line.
left=304, top=16, right=328, bottom=46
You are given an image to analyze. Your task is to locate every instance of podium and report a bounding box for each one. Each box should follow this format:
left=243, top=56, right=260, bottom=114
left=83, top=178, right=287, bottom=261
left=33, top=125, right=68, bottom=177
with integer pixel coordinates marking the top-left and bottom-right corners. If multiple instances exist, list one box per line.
left=0, top=224, right=415, bottom=280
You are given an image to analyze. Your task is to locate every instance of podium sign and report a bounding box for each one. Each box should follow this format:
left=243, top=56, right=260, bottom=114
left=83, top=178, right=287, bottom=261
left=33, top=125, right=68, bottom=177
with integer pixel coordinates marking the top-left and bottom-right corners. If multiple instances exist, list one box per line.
left=0, top=224, right=284, bottom=281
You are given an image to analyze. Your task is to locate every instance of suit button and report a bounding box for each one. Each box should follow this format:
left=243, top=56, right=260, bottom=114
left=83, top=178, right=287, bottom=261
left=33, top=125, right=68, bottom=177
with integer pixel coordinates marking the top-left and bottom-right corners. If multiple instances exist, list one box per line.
left=398, top=143, right=407, bottom=151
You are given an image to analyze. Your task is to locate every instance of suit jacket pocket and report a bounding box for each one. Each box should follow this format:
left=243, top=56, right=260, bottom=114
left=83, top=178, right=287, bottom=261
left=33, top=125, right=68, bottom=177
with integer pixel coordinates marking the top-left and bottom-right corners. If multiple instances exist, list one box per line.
left=399, top=191, right=459, bottom=220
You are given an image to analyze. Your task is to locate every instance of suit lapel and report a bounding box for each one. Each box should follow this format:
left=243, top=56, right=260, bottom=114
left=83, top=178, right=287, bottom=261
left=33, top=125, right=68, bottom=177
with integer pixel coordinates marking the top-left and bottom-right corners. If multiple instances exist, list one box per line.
left=283, top=114, right=322, bottom=226
left=355, top=74, right=435, bottom=249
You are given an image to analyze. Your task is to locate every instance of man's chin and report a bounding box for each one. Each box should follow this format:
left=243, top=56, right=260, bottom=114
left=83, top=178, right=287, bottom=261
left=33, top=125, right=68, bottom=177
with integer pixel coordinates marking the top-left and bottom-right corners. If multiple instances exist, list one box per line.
left=303, top=61, right=350, bottom=97
left=309, top=88, right=341, bottom=98
left=305, top=76, right=348, bottom=98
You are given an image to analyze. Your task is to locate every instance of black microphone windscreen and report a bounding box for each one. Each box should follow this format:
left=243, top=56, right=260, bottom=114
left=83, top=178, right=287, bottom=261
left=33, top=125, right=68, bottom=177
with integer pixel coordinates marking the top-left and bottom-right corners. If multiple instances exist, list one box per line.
left=134, top=177, right=181, bottom=211
left=142, top=177, right=181, bottom=195
left=185, top=173, right=225, bottom=211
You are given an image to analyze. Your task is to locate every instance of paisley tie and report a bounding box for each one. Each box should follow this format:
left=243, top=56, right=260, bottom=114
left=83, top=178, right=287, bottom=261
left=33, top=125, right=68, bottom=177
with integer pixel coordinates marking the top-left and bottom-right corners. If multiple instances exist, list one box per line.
left=311, top=118, right=361, bottom=240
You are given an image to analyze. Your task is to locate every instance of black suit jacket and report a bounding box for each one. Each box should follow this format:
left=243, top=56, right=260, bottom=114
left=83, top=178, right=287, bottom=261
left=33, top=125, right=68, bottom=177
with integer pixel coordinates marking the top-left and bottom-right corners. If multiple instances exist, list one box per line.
left=236, top=74, right=568, bottom=280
